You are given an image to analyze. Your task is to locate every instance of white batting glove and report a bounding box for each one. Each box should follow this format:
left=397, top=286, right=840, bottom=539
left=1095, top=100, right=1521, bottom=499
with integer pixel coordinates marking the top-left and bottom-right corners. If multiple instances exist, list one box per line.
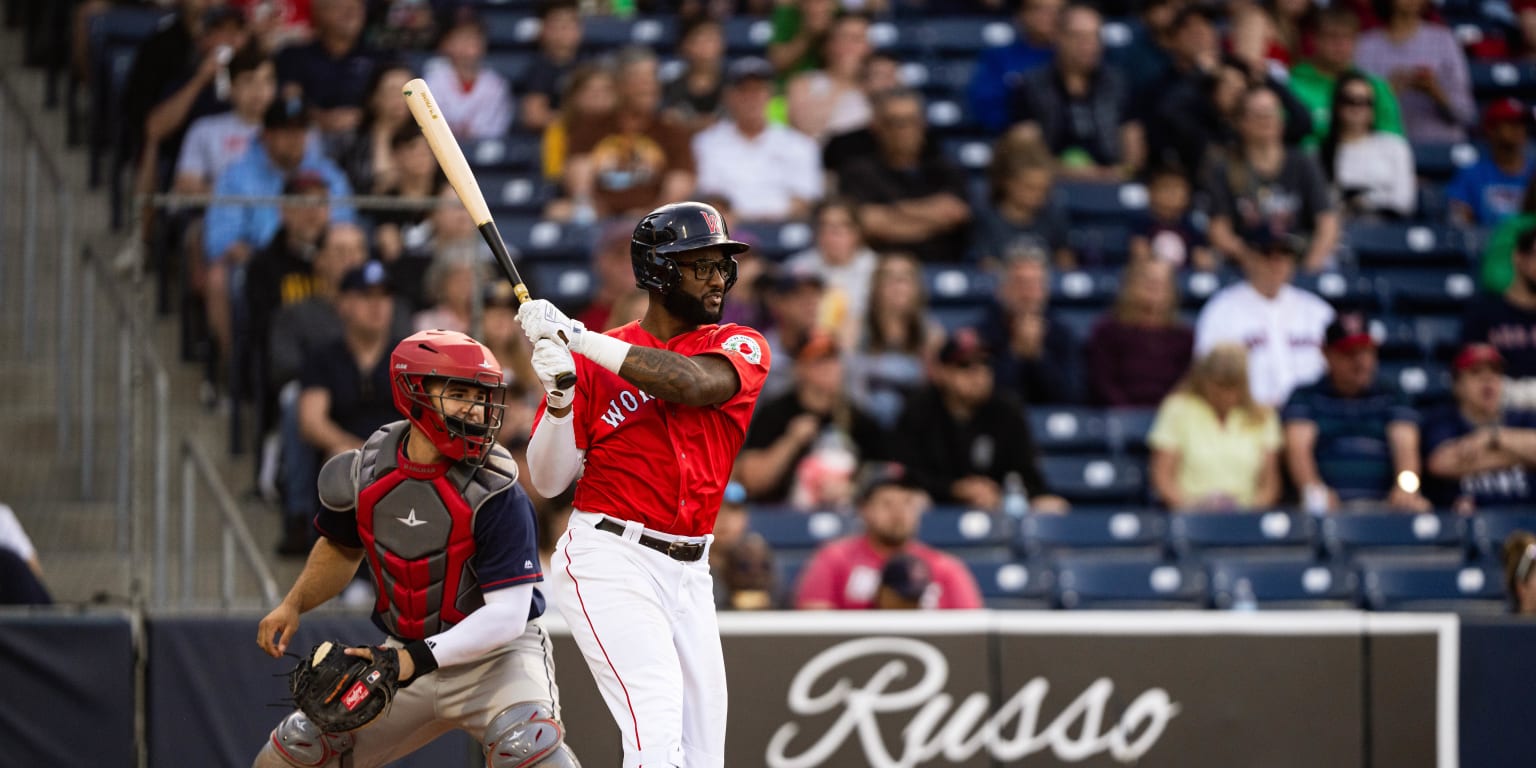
left=517, top=299, right=584, bottom=347
left=531, top=338, right=576, bottom=410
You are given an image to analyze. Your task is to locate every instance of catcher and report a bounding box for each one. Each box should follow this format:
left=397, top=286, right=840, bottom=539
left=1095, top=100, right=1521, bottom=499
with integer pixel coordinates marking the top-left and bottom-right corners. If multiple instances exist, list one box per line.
left=254, top=329, right=579, bottom=767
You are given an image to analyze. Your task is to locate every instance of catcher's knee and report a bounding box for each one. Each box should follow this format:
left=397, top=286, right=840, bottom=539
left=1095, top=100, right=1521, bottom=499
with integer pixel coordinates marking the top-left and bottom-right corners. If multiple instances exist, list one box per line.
left=264, top=711, right=355, bottom=767
left=483, top=701, right=581, bottom=768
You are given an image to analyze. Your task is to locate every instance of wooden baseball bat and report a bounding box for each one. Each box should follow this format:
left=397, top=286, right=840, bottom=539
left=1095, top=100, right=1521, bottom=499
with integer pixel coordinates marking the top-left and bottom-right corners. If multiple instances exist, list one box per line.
left=401, top=78, right=576, bottom=390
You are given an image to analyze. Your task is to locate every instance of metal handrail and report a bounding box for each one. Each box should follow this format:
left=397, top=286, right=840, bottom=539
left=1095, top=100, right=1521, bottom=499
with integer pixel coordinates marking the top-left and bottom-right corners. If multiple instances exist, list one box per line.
left=180, top=438, right=280, bottom=608
left=143, top=192, right=463, bottom=211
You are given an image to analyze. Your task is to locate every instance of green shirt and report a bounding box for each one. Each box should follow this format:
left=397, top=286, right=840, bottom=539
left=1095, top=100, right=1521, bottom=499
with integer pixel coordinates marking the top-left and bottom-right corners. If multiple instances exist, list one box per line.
left=1482, top=213, right=1536, bottom=294
left=1288, top=62, right=1406, bottom=148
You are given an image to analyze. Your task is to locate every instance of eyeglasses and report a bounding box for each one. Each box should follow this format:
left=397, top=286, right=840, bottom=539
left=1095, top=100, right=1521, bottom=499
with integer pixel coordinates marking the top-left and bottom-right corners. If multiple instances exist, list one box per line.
left=684, top=258, right=738, bottom=281
left=1340, top=96, right=1375, bottom=108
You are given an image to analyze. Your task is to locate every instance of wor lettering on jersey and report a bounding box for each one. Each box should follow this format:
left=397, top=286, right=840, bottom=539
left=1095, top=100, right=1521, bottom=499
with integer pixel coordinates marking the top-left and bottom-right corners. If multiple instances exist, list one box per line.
left=598, top=388, right=658, bottom=428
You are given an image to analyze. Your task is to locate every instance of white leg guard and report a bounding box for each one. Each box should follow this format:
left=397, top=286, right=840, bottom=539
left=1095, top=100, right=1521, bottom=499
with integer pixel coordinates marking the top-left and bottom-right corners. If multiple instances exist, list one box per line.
left=264, top=711, right=355, bottom=767
left=483, top=702, right=581, bottom=768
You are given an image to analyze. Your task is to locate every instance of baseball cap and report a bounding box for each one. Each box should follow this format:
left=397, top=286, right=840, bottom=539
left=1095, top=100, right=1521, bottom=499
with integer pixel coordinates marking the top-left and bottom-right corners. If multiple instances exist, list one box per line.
left=727, top=57, right=776, bottom=86
left=484, top=280, right=519, bottom=307
left=1324, top=312, right=1375, bottom=353
left=938, top=327, right=991, bottom=367
left=1250, top=228, right=1306, bottom=258
left=792, top=330, right=841, bottom=363
left=771, top=263, right=825, bottom=293
left=340, top=261, right=392, bottom=295
left=263, top=96, right=310, bottom=131
left=283, top=170, right=329, bottom=196
left=1483, top=98, right=1529, bottom=126
left=879, top=553, right=932, bottom=604
left=856, top=461, right=923, bottom=505
left=1453, top=343, right=1504, bottom=374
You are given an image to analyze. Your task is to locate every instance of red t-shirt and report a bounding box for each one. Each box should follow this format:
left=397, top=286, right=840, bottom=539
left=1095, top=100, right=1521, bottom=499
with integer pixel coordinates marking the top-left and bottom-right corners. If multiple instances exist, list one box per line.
left=537, top=321, right=770, bottom=537
left=794, top=536, right=985, bottom=610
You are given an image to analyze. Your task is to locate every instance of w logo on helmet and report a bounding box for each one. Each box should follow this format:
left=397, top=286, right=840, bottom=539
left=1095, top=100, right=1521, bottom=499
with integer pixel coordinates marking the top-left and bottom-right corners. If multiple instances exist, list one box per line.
left=700, top=210, right=722, bottom=235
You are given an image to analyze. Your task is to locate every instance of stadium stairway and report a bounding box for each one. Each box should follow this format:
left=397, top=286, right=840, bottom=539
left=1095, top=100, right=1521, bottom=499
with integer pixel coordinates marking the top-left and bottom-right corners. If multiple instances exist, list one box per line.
left=0, top=37, right=290, bottom=607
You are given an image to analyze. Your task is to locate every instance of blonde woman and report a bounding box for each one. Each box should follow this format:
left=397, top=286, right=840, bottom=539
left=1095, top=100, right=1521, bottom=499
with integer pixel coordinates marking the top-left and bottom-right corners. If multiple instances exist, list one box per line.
left=1148, top=343, right=1283, bottom=511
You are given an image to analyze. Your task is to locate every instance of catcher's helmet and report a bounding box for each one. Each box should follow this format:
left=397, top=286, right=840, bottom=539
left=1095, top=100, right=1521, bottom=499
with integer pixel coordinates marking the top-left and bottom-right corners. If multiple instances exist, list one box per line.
left=390, top=330, right=507, bottom=464
left=631, top=201, right=749, bottom=295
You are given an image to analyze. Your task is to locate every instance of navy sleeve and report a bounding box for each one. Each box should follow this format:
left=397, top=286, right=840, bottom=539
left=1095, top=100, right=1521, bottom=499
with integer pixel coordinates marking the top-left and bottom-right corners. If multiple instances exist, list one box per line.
left=1419, top=406, right=1465, bottom=455
left=1281, top=387, right=1314, bottom=423
left=472, top=486, right=544, bottom=593
left=313, top=508, right=362, bottom=549
left=1388, top=391, right=1420, bottom=425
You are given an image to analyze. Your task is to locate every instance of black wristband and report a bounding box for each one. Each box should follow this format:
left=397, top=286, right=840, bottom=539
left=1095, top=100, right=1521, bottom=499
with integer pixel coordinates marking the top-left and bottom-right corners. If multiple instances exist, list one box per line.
left=401, top=639, right=438, bottom=686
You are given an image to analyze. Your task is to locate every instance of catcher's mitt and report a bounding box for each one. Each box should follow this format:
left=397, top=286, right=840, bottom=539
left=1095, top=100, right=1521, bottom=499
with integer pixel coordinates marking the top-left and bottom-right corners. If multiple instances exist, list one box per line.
left=288, top=640, right=400, bottom=733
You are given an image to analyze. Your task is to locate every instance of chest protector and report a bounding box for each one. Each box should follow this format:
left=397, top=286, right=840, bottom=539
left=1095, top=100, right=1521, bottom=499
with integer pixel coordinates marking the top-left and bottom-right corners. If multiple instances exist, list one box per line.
left=350, top=421, right=519, bottom=640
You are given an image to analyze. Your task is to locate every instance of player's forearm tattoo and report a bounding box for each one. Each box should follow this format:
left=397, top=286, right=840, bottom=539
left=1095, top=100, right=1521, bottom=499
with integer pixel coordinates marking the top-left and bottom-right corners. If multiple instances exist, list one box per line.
left=620, top=346, right=735, bottom=406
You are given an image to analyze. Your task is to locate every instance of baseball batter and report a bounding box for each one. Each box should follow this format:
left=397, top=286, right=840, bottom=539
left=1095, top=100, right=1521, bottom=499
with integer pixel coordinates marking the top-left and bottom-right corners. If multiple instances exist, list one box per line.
left=254, top=330, right=579, bottom=767
left=520, top=202, right=770, bottom=768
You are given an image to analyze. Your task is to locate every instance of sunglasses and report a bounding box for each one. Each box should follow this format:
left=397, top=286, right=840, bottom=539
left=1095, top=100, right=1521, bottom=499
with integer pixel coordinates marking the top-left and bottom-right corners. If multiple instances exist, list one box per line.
left=1340, top=96, right=1375, bottom=108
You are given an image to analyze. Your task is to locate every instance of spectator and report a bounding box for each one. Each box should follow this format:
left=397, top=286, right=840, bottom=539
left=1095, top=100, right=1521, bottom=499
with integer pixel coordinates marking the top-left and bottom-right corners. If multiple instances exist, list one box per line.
left=846, top=252, right=941, bottom=429
left=1319, top=70, right=1417, bottom=219
left=1109, top=0, right=1180, bottom=96
left=785, top=13, right=873, bottom=145
left=1448, top=99, right=1536, bottom=228
left=1204, top=85, right=1339, bottom=272
left=481, top=282, right=541, bottom=465
left=1423, top=344, right=1536, bottom=513
left=1464, top=227, right=1536, bottom=405
left=282, top=260, right=401, bottom=553
left=972, top=134, right=1071, bottom=269
left=1517, top=2, right=1536, bottom=63
left=228, top=0, right=313, bottom=51
left=520, top=0, right=585, bottom=132
left=979, top=248, right=1079, bottom=406
left=1289, top=6, right=1406, bottom=147
left=274, top=0, right=376, bottom=146
left=1130, top=163, right=1214, bottom=270
left=1282, top=312, right=1431, bottom=513
left=266, top=223, right=381, bottom=392
left=1482, top=181, right=1536, bottom=294
left=737, top=332, right=888, bottom=508
left=420, top=10, right=513, bottom=141
left=1227, top=0, right=1314, bottom=70
left=786, top=199, right=879, bottom=349
left=371, top=124, right=447, bottom=262
left=760, top=263, right=829, bottom=401
left=541, top=63, right=617, bottom=187
left=244, top=173, right=332, bottom=386
left=695, top=58, right=824, bottom=223
left=892, top=329, right=1070, bottom=513
left=0, top=502, right=49, bottom=605
left=1501, top=530, right=1536, bottom=615
left=768, top=0, right=839, bottom=77
left=820, top=51, right=904, bottom=179
left=1354, top=0, right=1475, bottom=143
left=413, top=242, right=489, bottom=334
left=203, top=98, right=354, bottom=382
left=382, top=186, right=479, bottom=310
left=1195, top=231, right=1334, bottom=407
left=1149, top=343, right=1283, bottom=512
left=710, top=483, right=777, bottom=610
left=840, top=89, right=972, bottom=263
left=1087, top=259, right=1193, bottom=408
left=1153, top=53, right=1315, bottom=177
left=967, top=0, right=1060, bottom=134
left=794, top=462, right=984, bottom=610
left=337, top=61, right=413, bottom=196
left=172, top=45, right=276, bottom=196
left=1141, top=5, right=1222, bottom=171
left=120, top=2, right=229, bottom=149
left=564, top=47, right=696, bottom=221
left=1010, top=4, right=1144, bottom=182
left=663, top=16, right=728, bottom=135
left=569, top=222, right=641, bottom=332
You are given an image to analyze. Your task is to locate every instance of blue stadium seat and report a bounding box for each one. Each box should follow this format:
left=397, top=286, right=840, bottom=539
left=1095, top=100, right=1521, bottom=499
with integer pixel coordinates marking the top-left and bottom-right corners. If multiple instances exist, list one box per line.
left=1469, top=60, right=1536, bottom=98
left=748, top=509, right=849, bottom=552
left=1017, top=510, right=1167, bottom=559
left=482, top=11, right=539, bottom=47
left=1056, top=181, right=1148, bottom=225
left=1052, top=307, right=1101, bottom=343
left=1169, top=512, right=1318, bottom=560
left=1375, top=315, right=1424, bottom=361
left=494, top=217, right=594, bottom=261
left=966, top=556, right=1053, bottom=608
left=1050, top=269, right=1119, bottom=308
left=1375, top=315, right=1461, bottom=361
left=919, top=508, right=1013, bottom=551
left=527, top=262, right=594, bottom=307
left=1322, top=513, right=1464, bottom=559
left=1066, top=225, right=1131, bottom=266
left=1293, top=271, right=1381, bottom=312
left=940, top=137, right=994, bottom=171
left=924, top=98, right=980, bottom=135
left=867, top=19, right=920, bottom=54
left=924, top=265, right=997, bottom=306
left=1028, top=407, right=1111, bottom=454
left=1038, top=456, right=1146, bottom=504
left=483, top=51, right=536, bottom=82
left=1054, top=554, right=1206, bottom=609
left=1207, top=555, right=1358, bottom=609
left=1345, top=222, right=1473, bottom=269
left=916, top=58, right=976, bottom=97
left=1377, top=269, right=1478, bottom=315
left=775, top=550, right=813, bottom=606
left=1178, top=271, right=1231, bottom=310
left=723, top=17, right=773, bottom=53
left=914, top=18, right=1019, bottom=55
left=1412, top=142, right=1480, bottom=182
left=1361, top=557, right=1505, bottom=613
left=1469, top=512, right=1536, bottom=561
left=1105, top=408, right=1157, bottom=455
left=1377, top=360, right=1452, bottom=403
left=479, top=173, right=555, bottom=214
left=932, top=306, right=990, bottom=334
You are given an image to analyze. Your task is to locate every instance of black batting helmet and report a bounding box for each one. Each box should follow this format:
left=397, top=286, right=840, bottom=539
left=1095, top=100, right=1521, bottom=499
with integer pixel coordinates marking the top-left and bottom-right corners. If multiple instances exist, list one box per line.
left=630, top=201, right=749, bottom=295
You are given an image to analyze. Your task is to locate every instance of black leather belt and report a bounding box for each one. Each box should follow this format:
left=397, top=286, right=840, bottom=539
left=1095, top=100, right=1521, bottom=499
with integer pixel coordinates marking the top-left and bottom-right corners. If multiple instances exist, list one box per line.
left=596, top=518, right=706, bottom=562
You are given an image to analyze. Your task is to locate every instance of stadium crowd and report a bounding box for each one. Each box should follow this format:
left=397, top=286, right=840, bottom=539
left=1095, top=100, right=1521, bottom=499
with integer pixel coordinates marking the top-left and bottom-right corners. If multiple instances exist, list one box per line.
left=92, top=0, right=1536, bottom=610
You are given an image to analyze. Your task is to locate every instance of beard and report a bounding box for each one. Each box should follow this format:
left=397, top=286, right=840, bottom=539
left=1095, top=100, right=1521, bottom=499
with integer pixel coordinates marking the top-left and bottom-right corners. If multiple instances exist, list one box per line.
left=663, top=288, right=724, bottom=326
left=869, top=529, right=911, bottom=550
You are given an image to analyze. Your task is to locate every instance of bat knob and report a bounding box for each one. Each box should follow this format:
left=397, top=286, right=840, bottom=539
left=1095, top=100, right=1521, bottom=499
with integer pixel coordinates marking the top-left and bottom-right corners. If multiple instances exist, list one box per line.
left=554, top=372, right=577, bottom=390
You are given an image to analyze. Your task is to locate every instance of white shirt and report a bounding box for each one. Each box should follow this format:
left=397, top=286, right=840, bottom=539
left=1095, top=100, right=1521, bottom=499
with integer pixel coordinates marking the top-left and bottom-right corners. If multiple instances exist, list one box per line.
left=787, top=246, right=878, bottom=344
left=422, top=56, right=514, bottom=140
left=1195, top=282, right=1335, bottom=407
left=176, top=112, right=261, bottom=184
left=0, top=503, right=35, bottom=561
left=693, top=120, right=823, bottom=221
left=1335, top=132, right=1417, bottom=216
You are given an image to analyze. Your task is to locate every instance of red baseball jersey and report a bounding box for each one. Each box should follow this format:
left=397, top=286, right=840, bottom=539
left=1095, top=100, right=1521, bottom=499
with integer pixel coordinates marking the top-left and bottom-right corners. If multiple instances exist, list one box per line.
left=536, top=321, right=770, bottom=537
